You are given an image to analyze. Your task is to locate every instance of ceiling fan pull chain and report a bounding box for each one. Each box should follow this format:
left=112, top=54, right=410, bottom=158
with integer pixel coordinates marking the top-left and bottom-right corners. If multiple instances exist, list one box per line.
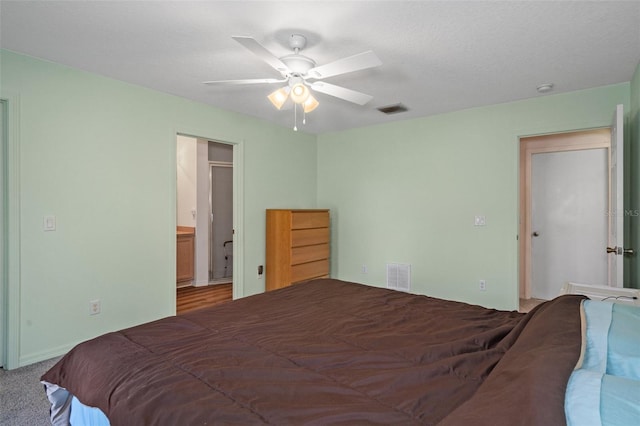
left=293, top=103, right=298, bottom=131
left=303, top=109, right=306, bottom=125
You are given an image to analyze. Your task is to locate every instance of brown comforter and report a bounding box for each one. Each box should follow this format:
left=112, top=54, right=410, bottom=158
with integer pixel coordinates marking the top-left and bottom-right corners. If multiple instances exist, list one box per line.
left=42, top=279, right=584, bottom=425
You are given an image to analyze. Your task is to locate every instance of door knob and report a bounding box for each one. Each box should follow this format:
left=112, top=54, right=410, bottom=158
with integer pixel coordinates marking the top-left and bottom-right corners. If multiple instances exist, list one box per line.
left=607, top=246, right=620, bottom=254
left=624, top=248, right=635, bottom=256
left=532, top=231, right=540, bottom=237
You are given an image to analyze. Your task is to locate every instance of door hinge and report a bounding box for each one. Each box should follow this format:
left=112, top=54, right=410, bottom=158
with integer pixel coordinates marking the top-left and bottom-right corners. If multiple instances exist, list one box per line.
left=607, top=246, right=635, bottom=256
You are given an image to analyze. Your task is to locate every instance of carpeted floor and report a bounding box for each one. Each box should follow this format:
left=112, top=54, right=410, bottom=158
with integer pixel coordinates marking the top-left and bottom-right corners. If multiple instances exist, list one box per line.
left=0, top=357, right=61, bottom=426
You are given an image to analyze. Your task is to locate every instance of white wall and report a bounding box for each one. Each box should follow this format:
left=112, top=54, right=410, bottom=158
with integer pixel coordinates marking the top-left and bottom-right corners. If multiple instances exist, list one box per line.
left=318, top=83, right=631, bottom=311
left=176, top=135, right=197, bottom=228
left=195, top=138, right=210, bottom=285
left=1, top=49, right=318, bottom=368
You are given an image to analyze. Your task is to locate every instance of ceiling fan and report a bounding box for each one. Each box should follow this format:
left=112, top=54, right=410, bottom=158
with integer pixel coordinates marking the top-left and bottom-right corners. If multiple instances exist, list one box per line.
left=203, top=34, right=382, bottom=129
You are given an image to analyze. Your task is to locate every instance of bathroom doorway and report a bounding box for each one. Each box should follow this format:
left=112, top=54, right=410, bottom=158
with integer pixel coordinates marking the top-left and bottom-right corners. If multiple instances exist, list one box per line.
left=176, top=136, right=237, bottom=294
left=208, top=142, right=233, bottom=284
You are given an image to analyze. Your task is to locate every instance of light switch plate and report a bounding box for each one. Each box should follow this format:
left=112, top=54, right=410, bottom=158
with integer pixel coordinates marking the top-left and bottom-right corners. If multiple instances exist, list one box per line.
left=474, top=215, right=486, bottom=226
left=43, top=215, right=56, bottom=231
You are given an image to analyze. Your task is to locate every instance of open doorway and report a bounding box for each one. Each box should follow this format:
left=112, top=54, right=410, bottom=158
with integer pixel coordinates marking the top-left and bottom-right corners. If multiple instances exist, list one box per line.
left=208, top=142, right=233, bottom=284
left=176, top=135, right=236, bottom=313
left=519, top=128, right=611, bottom=310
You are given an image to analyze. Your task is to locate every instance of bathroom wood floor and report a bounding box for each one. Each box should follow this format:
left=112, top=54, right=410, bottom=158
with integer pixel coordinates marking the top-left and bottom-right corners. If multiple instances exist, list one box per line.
left=519, top=298, right=546, bottom=313
left=177, top=283, right=232, bottom=315
left=177, top=284, right=545, bottom=315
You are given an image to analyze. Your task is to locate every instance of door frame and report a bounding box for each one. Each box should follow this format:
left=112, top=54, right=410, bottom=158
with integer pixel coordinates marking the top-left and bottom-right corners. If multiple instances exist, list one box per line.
left=519, top=128, right=610, bottom=299
left=1, top=92, right=21, bottom=369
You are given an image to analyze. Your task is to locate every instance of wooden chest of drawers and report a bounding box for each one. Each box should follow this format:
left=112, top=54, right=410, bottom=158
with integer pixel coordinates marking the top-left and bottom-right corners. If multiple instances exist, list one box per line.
left=266, top=209, right=330, bottom=291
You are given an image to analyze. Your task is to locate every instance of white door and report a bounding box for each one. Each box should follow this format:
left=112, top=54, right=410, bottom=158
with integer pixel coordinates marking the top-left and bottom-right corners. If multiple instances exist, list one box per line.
left=531, top=149, right=609, bottom=300
left=607, top=104, right=624, bottom=287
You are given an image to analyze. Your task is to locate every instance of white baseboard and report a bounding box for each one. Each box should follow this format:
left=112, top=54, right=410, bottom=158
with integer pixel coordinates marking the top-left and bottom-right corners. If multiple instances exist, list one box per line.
left=18, top=342, right=75, bottom=368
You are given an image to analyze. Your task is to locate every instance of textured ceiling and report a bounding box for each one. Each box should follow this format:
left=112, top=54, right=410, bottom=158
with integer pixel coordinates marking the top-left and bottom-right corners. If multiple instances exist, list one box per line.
left=1, top=1, right=639, bottom=134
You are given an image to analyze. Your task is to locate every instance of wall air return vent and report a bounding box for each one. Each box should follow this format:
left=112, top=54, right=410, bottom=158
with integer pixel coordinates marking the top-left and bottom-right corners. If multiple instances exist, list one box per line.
left=377, top=103, right=408, bottom=115
left=387, top=263, right=411, bottom=292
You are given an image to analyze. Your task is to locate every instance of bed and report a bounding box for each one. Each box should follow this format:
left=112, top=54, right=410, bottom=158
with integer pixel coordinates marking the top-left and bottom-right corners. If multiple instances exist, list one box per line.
left=41, top=278, right=639, bottom=425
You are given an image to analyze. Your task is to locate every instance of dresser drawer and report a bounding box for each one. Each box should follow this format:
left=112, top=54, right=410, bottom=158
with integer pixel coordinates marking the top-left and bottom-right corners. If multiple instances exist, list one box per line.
left=266, top=209, right=330, bottom=292
left=291, top=228, right=329, bottom=247
left=291, top=211, right=329, bottom=229
left=291, top=244, right=329, bottom=265
left=291, top=259, right=329, bottom=283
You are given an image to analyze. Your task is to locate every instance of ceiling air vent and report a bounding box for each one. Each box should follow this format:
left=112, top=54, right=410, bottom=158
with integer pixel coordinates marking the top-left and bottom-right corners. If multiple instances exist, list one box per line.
left=377, top=103, right=408, bottom=115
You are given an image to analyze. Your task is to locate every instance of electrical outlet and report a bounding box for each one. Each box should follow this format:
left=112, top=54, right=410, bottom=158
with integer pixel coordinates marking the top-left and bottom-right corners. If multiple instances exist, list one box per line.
left=89, top=299, right=101, bottom=315
left=362, top=264, right=368, bottom=274
left=479, top=280, right=486, bottom=291
left=474, top=215, right=486, bottom=226
left=257, top=265, right=264, bottom=279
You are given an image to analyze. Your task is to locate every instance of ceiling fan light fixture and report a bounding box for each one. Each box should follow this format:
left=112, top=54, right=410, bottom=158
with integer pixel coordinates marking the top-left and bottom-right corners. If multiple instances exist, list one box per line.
left=205, top=35, right=383, bottom=129
left=267, top=87, right=290, bottom=109
left=302, top=95, right=319, bottom=113
left=290, top=83, right=310, bottom=104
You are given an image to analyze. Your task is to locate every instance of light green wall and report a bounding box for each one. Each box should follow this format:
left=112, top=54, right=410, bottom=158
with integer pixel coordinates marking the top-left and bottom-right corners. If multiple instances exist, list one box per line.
left=630, top=60, right=640, bottom=288
left=2, top=48, right=637, bottom=368
left=318, top=83, right=631, bottom=310
left=1, top=50, right=317, bottom=367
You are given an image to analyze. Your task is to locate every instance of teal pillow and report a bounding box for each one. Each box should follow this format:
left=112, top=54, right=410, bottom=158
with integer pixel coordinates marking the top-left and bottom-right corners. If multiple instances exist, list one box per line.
left=607, top=304, right=640, bottom=380
left=565, top=370, right=640, bottom=426
left=565, top=369, right=602, bottom=425
left=600, top=374, right=640, bottom=425
left=566, top=301, right=640, bottom=425
left=581, top=300, right=612, bottom=372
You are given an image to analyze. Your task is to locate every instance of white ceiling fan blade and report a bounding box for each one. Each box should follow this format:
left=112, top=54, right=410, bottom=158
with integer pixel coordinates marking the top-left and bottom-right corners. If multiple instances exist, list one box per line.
left=232, top=36, right=290, bottom=76
left=203, top=78, right=286, bottom=86
left=306, top=51, right=381, bottom=80
left=310, top=82, right=373, bottom=105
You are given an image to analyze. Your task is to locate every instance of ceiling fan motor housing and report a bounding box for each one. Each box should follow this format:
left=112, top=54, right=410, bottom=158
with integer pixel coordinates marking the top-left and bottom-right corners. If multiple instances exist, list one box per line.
left=280, top=34, right=316, bottom=76
left=281, top=54, right=316, bottom=76
left=289, top=34, right=307, bottom=50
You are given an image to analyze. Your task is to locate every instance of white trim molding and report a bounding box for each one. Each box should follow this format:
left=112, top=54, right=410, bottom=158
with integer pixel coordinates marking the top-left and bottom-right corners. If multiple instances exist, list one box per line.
left=1, top=91, right=21, bottom=369
left=232, top=141, right=244, bottom=300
